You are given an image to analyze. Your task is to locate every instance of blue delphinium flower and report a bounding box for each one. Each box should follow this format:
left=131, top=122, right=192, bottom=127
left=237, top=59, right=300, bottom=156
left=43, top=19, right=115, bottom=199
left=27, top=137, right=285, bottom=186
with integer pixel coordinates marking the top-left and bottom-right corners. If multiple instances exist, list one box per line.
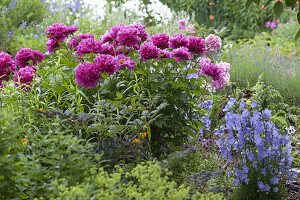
left=214, top=98, right=293, bottom=193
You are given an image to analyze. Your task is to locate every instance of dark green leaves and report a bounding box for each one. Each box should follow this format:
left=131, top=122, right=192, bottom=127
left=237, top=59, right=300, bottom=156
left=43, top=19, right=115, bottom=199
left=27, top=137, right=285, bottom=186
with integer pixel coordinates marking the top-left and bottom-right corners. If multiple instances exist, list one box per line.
left=284, top=0, right=296, bottom=7
left=274, top=1, right=283, bottom=18
left=295, top=28, right=300, bottom=41
left=246, top=0, right=253, bottom=8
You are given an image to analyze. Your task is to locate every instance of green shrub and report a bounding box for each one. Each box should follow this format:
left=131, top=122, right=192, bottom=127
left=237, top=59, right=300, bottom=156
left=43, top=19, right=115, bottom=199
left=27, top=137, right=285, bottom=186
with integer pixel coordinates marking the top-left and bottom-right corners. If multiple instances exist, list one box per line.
left=159, top=0, right=274, bottom=39
left=54, top=161, right=225, bottom=200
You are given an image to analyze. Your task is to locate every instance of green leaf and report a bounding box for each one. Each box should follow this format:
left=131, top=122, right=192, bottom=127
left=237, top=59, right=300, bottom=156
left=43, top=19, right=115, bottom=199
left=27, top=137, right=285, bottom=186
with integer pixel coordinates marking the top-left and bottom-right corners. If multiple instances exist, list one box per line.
left=252, top=0, right=260, bottom=5
left=274, top=1, right=283, bottom=18
left=285, top=0, right=296, bottom=7
left=295, top=28, right=300, bottom=41
left=298, top=11, right=300, bottom=24
left=246, top=0, right=253, bottom=8
left=264, top=0, right=273, bottom=7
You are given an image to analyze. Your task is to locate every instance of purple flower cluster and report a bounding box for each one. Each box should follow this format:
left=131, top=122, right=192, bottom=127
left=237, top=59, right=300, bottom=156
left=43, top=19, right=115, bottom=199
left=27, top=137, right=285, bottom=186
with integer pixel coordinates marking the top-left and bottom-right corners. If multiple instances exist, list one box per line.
left=214, top=98, right=293, bottom=192
left=75, top=62, right=100, bottom=88
left=45, top=23, right=78, bottom=52
left=198, top=58, right=230, bottom=90
left=265, top=19, right=279, bottom=30
left=150, top=33, right=169, bottom=49
left=69, top=33, right=94, bottom=49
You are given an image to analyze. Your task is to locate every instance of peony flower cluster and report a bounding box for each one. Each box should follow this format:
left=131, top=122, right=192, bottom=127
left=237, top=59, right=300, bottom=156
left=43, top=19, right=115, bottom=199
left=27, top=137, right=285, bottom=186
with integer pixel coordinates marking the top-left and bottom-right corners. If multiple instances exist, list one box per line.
left=45, top=23, right=78, bottom=52
left=265, top=19, right=280, bottom=30
left=42, top=22, right=229, bottom=90
left=0, top=48, right=44, bottom=88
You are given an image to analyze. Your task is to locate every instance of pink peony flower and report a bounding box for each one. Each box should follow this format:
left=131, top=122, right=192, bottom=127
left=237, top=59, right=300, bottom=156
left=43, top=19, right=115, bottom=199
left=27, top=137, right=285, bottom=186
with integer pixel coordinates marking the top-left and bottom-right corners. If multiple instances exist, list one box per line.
left=186, top=36, right=207, bottom=54
left=15, top=48, right=44, bottom=68
left=217, top=62, right=231, bottom=74
left=171, top=47, right=193, bottom=62
left=139, top=42, right=160, bottom=60
left=199, top=63, right=222, bottom=81
left=13, top=66, right=36, bottom=86
left=46, top=39, right=60, bottom=53
left=76, top=38, right=96, bottom=56
left=159, top=49, right=172, bottom=58
left=129, top=24, right=148, bottom=42
left=205, top=34, right=222, bottom=53
left=116, top=54, right=136, bottom=70
left=198, top=57, right=212, bottom=70
left=178, top=19, right=187, bottom=30
left=168, top=34, right=188, bottom=49
left=0, top=51, right=16, bottom=81
left=150, top=33, right=169, bottom=49
left=69, top=33, right=94, bottom=49
left=75, top=62, right=100, bottom=88
left=187, top=25, right=196, bottom=34
left=116, top=27, right=141, bottom=47
left=94, top=54, right=118, bottom=74
left=99, top=44, right=115, bottom=55
left=45, top=23, right=77, bottom=41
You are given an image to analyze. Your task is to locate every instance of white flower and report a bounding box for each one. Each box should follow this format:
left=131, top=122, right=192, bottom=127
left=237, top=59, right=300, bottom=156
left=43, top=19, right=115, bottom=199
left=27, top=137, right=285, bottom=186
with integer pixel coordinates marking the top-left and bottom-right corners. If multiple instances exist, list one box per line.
left=286, top=126, right=296, bottom=135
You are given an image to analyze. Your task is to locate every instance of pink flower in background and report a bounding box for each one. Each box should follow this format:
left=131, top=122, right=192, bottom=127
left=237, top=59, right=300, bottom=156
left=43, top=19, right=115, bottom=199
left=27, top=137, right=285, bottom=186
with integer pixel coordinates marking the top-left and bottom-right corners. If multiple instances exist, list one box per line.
left=139, top=42, right=160, bottom=60
left=13, top=66, right=36, bottom=86
left=15, top=48, right=44, bottom=68
left=94, top=54, right=118, bottom=74
left=0, top=51, right=16, bottom=80
left=217, top=62, right=231, bottom=74
left=198, top=57, right=212, bottom=69
left=168, top=34, right=188, bottom=49
left=150, top=33, right=169, bottom=49
left=171, top=47, right=192, bottom=62
left=187, top=25, right=196, bottom=34
left=265, top=19, right=280, bottom=30
left=75, top=62, right=100, bottom=88
left=186, top=36, right=207, bottom=54
left=116, top=54, right=136, bottom=70
left=178, top=19, right=187, bottom=30
left=205, top=34, right=222, bottom=53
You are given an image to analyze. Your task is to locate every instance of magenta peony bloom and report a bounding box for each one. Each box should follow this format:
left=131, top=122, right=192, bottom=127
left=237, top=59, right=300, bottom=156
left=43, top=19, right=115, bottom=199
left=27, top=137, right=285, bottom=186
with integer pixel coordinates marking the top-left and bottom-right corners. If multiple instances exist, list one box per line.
left=0, top=51, right=16, bottom=79
left=116, top=54, right=136, bottom=70
left=116, top=27, right=141, bottom=47
left=159, top=49, right=171, bottom=58
left=75, top=62, right=100, bottom=88
left=45, top=23, right=78, bottom=52
left=99, top=44, right=115, bottom=55
left=94, top=54, right=118, bottom=74
left=178, top=19, right=187, bottom=30
left=69, top=33, right=94, bottom=49
left=150, top=33, right=169, bottom=49
left=199, top=63, right=222, bottom=81
left=205, top=34, right=222, bottom=53
left=13, top=66, right=36, bottom=86
left=129, top=24, right=148, bottom=42
left=139, top=42, right=160, bottom=60
left=212, top=73, right=230, bottom=90
left=115, top=45, right=130, bottom=55
left=186, top=36, right=207, bottom=54
left=93, top=40, right=104, bottom=54
left=45, top=23, right=77, bottom=41
left=171, top=47, right=192, bottom=62
left=15, top=48, right=44, bottom=68
left=76, top=38, right=96, bottom=56
left=168, top=34, right=188, bottom=49
left=46, top=39, right=60, bottom=53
